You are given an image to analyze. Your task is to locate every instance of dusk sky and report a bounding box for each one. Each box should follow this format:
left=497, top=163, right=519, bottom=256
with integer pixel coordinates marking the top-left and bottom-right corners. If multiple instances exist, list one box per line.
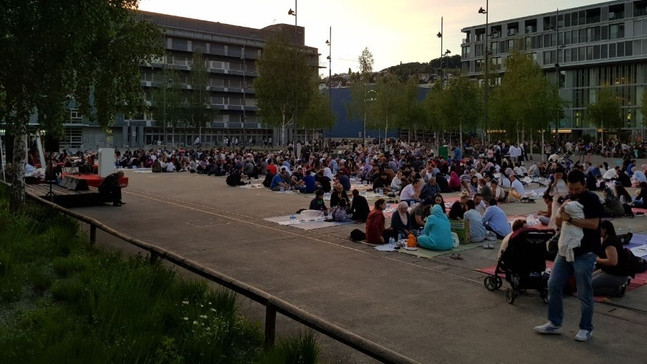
left=140, top=0, right=602, bottom=75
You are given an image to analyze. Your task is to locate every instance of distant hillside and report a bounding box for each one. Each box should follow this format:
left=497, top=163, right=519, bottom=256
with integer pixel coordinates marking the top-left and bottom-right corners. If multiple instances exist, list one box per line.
left=383, top=55, right=461, bottom=78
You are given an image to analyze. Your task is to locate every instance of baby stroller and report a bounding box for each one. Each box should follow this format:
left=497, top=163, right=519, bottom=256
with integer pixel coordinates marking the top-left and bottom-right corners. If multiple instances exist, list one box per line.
left=484, top=228, right=556, bottom=304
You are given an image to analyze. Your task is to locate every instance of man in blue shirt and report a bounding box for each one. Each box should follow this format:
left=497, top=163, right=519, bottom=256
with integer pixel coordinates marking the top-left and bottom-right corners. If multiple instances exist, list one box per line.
left=270, top=170, right=290, bottom=191
left=481, top=199, right=511, bottom=239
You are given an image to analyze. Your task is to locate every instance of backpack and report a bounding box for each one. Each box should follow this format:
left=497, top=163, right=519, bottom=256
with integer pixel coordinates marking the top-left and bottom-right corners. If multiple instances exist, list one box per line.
left=349, top=229, right=366, bottom=242
left=624, top=248, right=647, bottom=278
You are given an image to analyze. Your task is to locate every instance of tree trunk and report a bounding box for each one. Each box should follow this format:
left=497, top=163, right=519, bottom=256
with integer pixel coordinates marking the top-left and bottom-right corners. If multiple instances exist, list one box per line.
left=459, top=122, right=463, bottom=150
left=10, top=114, right=28, bottom=213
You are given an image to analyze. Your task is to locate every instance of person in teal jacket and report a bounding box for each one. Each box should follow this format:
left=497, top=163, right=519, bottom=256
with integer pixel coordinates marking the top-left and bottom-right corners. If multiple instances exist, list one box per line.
left=417, top=204, right=454, bottom=251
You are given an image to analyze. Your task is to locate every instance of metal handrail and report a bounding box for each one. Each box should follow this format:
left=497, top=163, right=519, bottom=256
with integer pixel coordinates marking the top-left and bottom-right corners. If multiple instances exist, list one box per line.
left=17, top=188, right=418, bottom=364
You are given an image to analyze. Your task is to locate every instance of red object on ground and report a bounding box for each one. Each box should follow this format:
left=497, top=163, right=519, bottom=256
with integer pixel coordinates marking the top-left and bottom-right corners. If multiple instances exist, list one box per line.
left=63, top=174, right=128, bottom=188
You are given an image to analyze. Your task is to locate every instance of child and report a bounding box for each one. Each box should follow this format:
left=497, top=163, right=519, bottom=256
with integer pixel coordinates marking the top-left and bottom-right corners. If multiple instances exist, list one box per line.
left=557, top=201, right=584, bottom=262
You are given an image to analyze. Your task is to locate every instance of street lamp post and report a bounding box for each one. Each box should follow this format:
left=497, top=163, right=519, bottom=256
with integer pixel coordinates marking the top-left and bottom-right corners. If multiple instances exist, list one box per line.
left=326, top=27, right=332, bottom=147
left=437, top=17, right=444, bottom=84
left=288, top=1, right=297, bottom=145
left=364, top=90, right=377, bottom=146
left=479, top=1, right=489, bottom=144
left=162, top=78, right=172, bottom=146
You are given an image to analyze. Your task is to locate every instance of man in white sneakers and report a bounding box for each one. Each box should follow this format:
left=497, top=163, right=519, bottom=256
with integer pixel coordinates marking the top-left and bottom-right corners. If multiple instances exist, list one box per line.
left=534, top=169, right=601, bottom=342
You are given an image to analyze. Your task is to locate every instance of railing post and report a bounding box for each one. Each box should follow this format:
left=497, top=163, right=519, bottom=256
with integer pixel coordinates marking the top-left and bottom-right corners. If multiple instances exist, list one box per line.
left=149, top=251, right=160, bottom=264
left=90, top=224, right=97, bottom=245
left=264, top=304, right=276, bottom=349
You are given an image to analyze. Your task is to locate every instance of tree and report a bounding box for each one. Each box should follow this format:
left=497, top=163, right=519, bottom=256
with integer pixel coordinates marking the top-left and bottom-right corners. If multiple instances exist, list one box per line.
left=301, top=91, right=335, bottom=139
left=489, top=50, right=563, bottom=144
left=186, top=48, right=216, bottom=143
left=149, top=68, right=183, bottom=145
left=253, top=33, right=317, bottom=145
left=345, top=48, right=375, bottom=144
left=586, top=86, right=622, bottom=146
left=422, top=81, right=446, bottom=148
left=438, top=75, right=482, bottom=147
left=394, top=77, right=427, bottom=141
left=0, top=0, right=162, bottom=213
left=373, top=73, right=402, bottom=147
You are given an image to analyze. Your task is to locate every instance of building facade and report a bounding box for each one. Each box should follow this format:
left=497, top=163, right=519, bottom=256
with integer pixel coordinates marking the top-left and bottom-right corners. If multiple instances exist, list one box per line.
left=461, top=0, right=647, bottom=139
left=59, top=11, right=318, bottom=151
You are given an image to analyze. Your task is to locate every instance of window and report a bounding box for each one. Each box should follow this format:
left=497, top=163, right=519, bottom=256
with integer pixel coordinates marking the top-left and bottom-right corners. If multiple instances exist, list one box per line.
left=626, top=41, right=633, bottom=56
left=609, top=4, right=625, bottom=20
left=610, top=24, right=625, bottom=39
left=601, top=44, right=607, bottom=58
left=594, top=45, right=600, bottom=59
left=610, top=43, right=617, bottom=57
left=618, top=42, right=625, bottom=57
left=564, top=31, right=571, bottom=44
left=636, top=1, right=647, bottom=17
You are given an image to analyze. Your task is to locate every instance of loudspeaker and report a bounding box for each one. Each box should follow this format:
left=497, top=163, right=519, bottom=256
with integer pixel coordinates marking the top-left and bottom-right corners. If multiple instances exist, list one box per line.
left=44, top=136, right=60, bottom=153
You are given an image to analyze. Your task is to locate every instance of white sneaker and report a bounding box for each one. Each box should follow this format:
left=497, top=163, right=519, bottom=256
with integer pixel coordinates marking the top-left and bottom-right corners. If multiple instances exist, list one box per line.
left=534, top=321, right=562, bottom=335
left=574, top=329, right=592, bottom=342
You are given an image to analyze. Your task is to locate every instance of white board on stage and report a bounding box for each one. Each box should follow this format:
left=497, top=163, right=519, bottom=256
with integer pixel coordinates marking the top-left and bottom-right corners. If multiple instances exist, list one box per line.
left=97, top=148, right=114, bottom=177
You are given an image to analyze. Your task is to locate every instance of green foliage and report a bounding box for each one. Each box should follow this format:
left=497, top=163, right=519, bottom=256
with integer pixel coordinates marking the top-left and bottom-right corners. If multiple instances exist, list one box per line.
left=1, top=0, right=163, bottom=213
left=489, top=50, right=564, bottom=140
left=358, top=48, right=374, bottom=78
left=254, top=34, right=318, bottom=144
left=0, top=189, right=320, bottom=363
left=301, top=91, right=335, bottom=131
left=149, top=67, right=185, bottom=134
left=586, top=86, right=623, bottom=130
left=259, top=331, right=320, bottom=364
left=373, top=73, right=403, bottom=134
left=186, top=48, right=217, bottom=134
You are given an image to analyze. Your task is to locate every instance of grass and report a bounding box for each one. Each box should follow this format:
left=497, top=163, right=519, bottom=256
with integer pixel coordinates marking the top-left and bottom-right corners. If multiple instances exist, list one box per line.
left=0, top=187, right=320, bottom=363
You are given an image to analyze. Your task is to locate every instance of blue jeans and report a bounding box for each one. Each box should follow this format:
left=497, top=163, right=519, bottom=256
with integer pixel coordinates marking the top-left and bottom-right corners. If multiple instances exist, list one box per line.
left=547, top=253, right=596, bottom=331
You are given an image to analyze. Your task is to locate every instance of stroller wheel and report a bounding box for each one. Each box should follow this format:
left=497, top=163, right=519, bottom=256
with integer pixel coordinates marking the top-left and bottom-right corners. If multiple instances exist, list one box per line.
left=505, top=288, right=516, bottom=304
left=495, top=276, right=503, bottom=289
left=484, top=276, right=498, bottom=291
left=540, top=289, right=549, bottom=304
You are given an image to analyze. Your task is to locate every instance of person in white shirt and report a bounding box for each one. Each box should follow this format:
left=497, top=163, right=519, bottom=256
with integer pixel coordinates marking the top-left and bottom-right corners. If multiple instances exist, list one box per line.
left=507, top=174, right=526, bottom=202
left=400, top=179, right=422, bottom=204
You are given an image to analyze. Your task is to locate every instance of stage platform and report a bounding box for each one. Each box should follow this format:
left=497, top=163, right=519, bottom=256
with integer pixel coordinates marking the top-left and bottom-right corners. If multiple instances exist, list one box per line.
left=25, top=183, right=106, bottom=208
left=60, top=174, right=129, bottom=190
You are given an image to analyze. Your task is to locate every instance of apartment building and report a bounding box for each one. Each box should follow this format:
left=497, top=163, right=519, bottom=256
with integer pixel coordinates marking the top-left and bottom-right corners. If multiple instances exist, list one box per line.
left=461, top=0, right=647, bottom=139
left=60, top=11, right=318, bottom=150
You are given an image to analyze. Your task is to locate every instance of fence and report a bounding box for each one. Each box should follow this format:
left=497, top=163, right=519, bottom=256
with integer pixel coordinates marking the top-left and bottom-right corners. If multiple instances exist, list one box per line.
left=18, top=188, right=418, bottom=364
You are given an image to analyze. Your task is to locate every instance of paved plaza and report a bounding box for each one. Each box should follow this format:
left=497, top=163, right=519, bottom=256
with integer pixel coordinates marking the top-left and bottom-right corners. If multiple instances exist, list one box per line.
left=71, top=153, right=647, bottom=363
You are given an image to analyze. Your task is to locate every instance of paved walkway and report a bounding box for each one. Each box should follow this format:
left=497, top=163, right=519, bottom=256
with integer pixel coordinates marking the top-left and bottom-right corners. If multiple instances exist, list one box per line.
left=73, top=155, right=647, bottom=364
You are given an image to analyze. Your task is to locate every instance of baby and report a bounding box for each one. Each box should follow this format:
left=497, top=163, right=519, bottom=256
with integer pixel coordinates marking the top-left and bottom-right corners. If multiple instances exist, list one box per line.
left=558, top=200, right=584, bottom=262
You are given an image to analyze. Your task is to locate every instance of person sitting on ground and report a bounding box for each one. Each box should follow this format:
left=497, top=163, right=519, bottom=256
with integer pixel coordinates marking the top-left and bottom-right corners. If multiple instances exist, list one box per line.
left=436, top=172, right=452, bottom=193
left=448, top=191, right=469, bottom=220
left=490, top=179, right=506, bottom=203
left=632, top=181, right=647, bottom=207
left=99, top=171, right=126, bottom=207
left=390, top=170, right=404, bottom=192
left=432, top=193, right=446, bottom=214
left=315, top=170, right=332, bottom=193
left=270, top=169, right=291, bottom=191
left=349, top=189, right=370, bottom=222
left=290, top=166, right=306, bottom=189
left=299, top=170, right=316, bottom=194
left=479, top=178, right=492, bottom=202
left=537, top=193, right=553, bottom=226
left=371, top=171, right=391, bottom=193
left=601, top=187, right=625, bottom=218
left=330, top=198, right=353, bottom=222
left=482, top=199, right=512, bottom=239
left=448, top=171, right=462, bottom=191
left=417, top=204, right=454, bottom=251
left=593, top=220, right=632, bottom=297
left=507, top=174, right=526, bottom=202
left=463, top=199, right=489, bottom=246
left=225, top=163, right=247, bottom=186
left=400, top=178, right=422, bottom=205
left=391, top=201, right=414, bottom=239
left=410, top=198, right=433, bottom=230
left=329, top=183, right=349, bottom=208
left=614, top=182, right=635, bottom=217
left=473, top=192, right=487, bottom=215
left=309, top=189, right=328, bottom=213
left=497, top=219, right=527, bottom=259
left=419, top=176, right=441, bottom=201
left=366, top=199, right=387, bottom=244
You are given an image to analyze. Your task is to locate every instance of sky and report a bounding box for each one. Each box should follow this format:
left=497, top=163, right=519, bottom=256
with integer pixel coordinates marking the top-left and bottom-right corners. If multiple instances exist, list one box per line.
left=139, top=0, right=600, bottom=76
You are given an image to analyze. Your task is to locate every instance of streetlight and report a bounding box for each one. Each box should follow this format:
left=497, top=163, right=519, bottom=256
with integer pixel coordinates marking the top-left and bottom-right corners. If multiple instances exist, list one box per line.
left=288, top=2, right=297, bottom=145
left=479, top=1, right=489, bottom=144
left=326, top=28, right=332, bottom=146
left=162, top=78, right=172, bottom=146
left=436, top=17, right=447, bottom=85
left=363, top=89, right=377, bottom=146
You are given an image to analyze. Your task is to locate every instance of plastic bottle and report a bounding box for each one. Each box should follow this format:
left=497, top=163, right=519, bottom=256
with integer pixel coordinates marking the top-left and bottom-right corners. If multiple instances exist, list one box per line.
left=389, top=237, right=395, bottom=246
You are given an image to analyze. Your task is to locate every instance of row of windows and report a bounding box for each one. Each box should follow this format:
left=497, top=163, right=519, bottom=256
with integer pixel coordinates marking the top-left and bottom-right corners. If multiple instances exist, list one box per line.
left=141, top=71, right=253, bottom=88
left=542, top=41, right=636, bottom=64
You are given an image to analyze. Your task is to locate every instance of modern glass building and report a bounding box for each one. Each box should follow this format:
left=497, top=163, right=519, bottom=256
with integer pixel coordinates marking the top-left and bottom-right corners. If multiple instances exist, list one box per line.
left=461, top=0, right=647, bottom=139
left=58, top=11, right=319, bottom=150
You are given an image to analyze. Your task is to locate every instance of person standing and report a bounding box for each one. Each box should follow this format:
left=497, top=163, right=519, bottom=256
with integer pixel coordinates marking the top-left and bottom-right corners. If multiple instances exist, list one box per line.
left=534, top=169, right=602, bottom=342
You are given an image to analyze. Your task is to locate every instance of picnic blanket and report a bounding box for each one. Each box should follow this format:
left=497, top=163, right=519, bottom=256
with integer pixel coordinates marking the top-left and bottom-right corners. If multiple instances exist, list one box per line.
left=238, top=183, right=264, bottom=189
left=396, top=242, right=481, bottom=259
left=264, top=212, right=355, bottom=230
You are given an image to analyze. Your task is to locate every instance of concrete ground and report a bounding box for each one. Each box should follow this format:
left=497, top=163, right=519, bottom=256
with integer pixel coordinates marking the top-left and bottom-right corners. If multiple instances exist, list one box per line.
left=71, top=153, right=647, bottom=364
